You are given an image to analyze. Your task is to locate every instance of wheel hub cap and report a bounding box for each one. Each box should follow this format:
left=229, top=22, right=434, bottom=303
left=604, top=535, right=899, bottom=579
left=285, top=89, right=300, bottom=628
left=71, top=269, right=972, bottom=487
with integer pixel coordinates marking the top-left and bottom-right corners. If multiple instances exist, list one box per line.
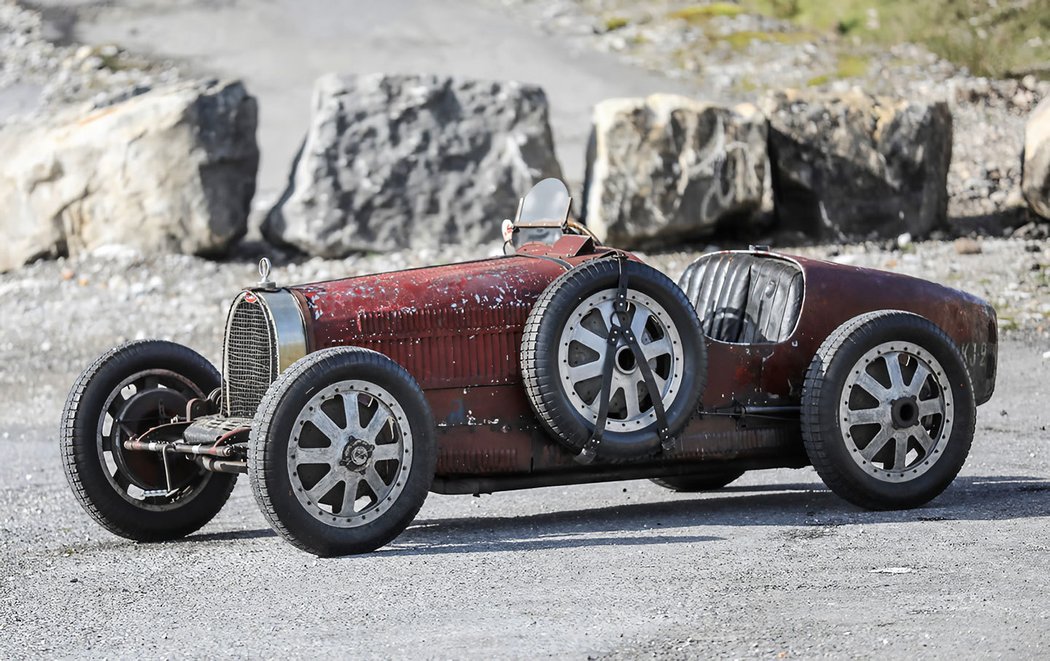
left=614, top=346, right=637, bottom=373
left=342, top=439, right=373, bottom=468
left=890, top=396, right=920, bottom=429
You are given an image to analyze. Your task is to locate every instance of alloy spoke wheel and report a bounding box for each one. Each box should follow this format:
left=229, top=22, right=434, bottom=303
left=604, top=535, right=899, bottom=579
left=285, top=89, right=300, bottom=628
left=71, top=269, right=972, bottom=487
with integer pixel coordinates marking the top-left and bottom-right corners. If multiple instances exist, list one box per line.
left=556, top=288, right=683, bottom=432
left=288, top=380, right=412, bottom=528
left=839, top=341, right=954, bottom=482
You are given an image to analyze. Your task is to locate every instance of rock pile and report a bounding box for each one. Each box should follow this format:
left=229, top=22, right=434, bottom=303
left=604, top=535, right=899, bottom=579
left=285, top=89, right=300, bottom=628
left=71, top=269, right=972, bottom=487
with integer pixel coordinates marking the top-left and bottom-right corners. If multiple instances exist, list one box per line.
left=579, top=88, right=956, bottom=247
left=0, top=0, right=1045, bottom=273
left=0, top=80, right=258, bottom=273
left=582, top=95, right=767, bottom=248
left=263, top=73, right=562, bottom=257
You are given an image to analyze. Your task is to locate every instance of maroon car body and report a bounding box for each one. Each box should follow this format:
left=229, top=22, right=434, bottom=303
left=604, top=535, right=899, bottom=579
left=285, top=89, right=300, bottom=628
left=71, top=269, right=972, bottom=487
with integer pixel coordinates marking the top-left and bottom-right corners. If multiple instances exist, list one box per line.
left=236, top=235, right=997, bottom=494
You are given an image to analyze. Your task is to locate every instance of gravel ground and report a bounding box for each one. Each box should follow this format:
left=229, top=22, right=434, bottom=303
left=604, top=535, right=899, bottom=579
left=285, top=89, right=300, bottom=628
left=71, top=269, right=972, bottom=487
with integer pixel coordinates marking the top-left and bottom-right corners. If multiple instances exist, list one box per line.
left=1, top=242, right=1048, bottom=658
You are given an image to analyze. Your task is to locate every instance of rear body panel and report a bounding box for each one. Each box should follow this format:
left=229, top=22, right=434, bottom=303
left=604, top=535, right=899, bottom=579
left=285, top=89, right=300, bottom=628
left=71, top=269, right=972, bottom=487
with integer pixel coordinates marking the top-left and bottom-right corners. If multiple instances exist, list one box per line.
left=281, top=245, right=996, bottom=484
left=699, top=252, right=997, bottom=412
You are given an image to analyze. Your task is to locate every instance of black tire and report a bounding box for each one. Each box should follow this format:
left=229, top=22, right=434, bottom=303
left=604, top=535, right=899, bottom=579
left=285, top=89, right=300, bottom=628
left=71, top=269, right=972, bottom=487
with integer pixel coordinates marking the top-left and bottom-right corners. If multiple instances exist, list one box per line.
left=650, top=470, right=745, bottom=492
left=521, top=258, right=706, bottom=458
left=249, top=347, right=437, bottom=556
left=800, top=311, right=976, bottom=510
left=61, top=340, right=237, bottom=541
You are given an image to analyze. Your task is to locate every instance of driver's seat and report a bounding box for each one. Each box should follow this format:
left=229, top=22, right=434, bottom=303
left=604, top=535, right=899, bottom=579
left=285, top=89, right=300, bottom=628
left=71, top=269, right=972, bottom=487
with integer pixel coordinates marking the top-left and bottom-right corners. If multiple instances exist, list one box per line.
left=678, top=253, right=803, bottom=344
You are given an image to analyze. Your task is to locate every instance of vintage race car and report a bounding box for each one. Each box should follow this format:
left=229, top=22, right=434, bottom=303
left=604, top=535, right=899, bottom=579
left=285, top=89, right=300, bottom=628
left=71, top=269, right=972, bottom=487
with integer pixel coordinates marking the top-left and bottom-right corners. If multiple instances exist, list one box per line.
left=62, top=179, right=998, bottom=556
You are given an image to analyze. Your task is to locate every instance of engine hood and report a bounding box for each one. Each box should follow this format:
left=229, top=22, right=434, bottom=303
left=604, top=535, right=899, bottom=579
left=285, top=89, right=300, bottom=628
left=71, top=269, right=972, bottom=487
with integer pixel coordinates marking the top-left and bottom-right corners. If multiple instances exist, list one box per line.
left=290, top=236, right=610, bottom=389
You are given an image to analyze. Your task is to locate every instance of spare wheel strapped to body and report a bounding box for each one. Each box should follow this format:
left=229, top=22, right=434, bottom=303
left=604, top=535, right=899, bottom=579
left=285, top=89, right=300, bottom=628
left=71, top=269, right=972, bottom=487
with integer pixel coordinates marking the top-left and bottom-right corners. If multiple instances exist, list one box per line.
left=521, top=255, right=707, bottom=462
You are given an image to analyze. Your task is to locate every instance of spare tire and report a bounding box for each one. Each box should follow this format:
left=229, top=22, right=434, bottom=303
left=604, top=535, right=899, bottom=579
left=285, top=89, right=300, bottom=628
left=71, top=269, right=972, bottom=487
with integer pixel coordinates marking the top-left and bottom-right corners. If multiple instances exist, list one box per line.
left=521, top=258, right=706, bottom=459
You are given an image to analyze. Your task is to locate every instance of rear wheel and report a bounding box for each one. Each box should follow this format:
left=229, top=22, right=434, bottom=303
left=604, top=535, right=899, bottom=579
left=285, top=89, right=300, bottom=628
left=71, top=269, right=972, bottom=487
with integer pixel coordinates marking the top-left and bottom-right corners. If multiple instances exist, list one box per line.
left=801, top=311, right=976, bottom=510
left=249, top=348, right=437, bottom=556
left=61, top=340, right=236, bottom=541
left=650, top=470, right=745, bottom=492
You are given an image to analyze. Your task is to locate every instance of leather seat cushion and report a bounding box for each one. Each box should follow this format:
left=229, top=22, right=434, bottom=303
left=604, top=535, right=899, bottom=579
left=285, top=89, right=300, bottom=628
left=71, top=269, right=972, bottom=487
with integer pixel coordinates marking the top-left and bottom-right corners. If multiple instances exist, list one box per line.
left=678, top=254, right=803, bottom=344
left=678, top=253, right=753, bottom=342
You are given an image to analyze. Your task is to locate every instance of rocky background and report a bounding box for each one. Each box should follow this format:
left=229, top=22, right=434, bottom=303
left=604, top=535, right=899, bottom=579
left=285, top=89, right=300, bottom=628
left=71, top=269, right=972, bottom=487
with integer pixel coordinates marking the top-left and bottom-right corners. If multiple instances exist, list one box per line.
left=0, top=0, right=1048, bottom=343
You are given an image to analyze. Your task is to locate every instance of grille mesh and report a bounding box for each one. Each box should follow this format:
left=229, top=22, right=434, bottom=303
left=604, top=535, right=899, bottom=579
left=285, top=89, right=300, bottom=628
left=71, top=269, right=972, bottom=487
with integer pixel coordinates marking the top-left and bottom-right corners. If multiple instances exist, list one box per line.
left=223, top=295, right=278, bottom=417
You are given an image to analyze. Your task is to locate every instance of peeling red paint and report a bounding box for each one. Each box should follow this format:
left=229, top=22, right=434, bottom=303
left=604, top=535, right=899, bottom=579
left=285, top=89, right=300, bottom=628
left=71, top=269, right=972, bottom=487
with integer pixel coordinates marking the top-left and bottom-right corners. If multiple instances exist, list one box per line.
left=284, top=245, right=996, bottom=480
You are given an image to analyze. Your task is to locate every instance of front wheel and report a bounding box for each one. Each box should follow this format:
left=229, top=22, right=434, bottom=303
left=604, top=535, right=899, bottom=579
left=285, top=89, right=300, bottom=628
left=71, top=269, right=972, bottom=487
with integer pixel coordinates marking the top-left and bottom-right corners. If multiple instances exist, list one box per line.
left=249, top=348, right=437, bottom=556
left=60, top=340, right=237, bottom=541
left=800, top=311, right=976, bottom=510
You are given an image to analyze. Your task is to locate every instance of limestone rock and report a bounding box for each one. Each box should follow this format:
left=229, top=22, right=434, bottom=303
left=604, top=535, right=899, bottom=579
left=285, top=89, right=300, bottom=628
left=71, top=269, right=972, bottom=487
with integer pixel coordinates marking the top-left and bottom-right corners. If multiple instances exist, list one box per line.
left=1022, top=97, right=1050, bottom=220
left=0, top=79, right=258, bottom=272
left=263, top=74, right=562, bottom=256
left=582, top=95, right=768, bottom=248
left=761, top=89, right=952, bottom=240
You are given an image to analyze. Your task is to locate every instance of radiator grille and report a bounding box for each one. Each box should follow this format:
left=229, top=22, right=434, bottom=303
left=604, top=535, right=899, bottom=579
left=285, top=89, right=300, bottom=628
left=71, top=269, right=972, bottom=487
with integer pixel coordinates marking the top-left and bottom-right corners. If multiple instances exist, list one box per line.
left=223, top=294, right=278, bottom=417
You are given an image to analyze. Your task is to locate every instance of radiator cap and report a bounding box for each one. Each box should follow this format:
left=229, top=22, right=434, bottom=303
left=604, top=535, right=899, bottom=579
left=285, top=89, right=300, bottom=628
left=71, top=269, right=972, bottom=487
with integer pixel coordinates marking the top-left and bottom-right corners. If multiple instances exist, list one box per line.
left=257, top=257, right=277, bottom=290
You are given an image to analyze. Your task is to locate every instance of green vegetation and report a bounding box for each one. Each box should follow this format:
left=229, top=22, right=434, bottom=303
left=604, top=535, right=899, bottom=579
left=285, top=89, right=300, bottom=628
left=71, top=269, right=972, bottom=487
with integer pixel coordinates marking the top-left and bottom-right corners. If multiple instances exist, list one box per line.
left=667, top=5, right=815, bottom=52
left=997, top=314, right=1019, bottom=332
left=718, top=29, right=812, bottom=49
left=604, top=16, right=630, bottom=31
left=807, top=53, right=871, bottom=85
left=734, top=75, right=760, bottom=92
left=98, top=53, right=128, bottom=72
left=669, top=3, right=748, bottom=23
left=740, top=0, right=1050, bottom=79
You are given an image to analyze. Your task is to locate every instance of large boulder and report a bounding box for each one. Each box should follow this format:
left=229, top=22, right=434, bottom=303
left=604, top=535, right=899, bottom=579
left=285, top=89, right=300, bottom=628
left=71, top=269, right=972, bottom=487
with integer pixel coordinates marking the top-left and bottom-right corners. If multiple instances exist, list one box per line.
left=761, top=89, right=952, bottom=240
left=1023, top=97, right=1050, bottom=220
left=0, top=80, right=258, bottom=273
left=264, top=74, right=563, bottom=256
left=582, top=95, right=767, bottom=248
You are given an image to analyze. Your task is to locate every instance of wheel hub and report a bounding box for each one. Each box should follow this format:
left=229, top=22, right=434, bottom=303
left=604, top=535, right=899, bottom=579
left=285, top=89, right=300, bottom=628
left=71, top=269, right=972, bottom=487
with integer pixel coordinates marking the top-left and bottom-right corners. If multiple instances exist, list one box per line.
left=890, top=396, right=920, bottom=429
left=114, top=386, right=195, bottom=490
left=614, top=346, right=637, bottom=373
left=341, top=438, right=373, bottom=469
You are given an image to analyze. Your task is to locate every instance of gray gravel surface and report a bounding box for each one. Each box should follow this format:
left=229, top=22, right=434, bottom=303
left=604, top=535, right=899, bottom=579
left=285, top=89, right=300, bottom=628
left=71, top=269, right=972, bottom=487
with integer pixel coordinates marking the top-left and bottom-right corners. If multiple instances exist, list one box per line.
left=1, top=245, right=1049, bottom=659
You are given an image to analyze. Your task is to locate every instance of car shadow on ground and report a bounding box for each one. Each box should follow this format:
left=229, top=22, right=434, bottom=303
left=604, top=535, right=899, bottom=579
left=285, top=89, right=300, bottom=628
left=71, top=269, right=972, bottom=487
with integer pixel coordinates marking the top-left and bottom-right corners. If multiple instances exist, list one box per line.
left=182, top=474, right=1049, bottom=554
left=188, top=528, right=279, bottom=543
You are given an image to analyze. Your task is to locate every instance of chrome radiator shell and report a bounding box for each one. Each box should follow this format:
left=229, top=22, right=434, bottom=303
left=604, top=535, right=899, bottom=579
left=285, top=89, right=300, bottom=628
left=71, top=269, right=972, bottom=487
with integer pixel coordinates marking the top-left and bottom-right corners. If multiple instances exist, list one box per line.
left=221, top=289, right=308, bottom=417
